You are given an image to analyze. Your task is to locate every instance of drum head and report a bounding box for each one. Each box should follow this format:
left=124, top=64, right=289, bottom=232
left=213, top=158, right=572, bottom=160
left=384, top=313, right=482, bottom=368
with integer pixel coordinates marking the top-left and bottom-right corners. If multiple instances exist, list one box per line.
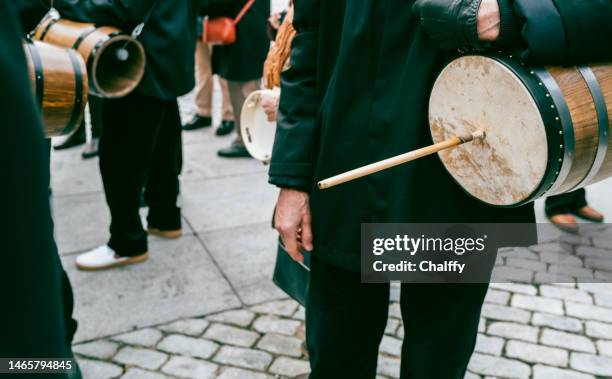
left=429, top=56, right=549, bottom=206
left=240, top=90, right=278, bottom=162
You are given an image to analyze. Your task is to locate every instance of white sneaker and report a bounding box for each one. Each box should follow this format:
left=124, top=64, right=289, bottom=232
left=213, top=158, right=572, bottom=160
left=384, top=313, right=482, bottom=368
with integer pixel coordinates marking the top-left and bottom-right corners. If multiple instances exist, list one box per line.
left=75, top=245, right=148, bottom=271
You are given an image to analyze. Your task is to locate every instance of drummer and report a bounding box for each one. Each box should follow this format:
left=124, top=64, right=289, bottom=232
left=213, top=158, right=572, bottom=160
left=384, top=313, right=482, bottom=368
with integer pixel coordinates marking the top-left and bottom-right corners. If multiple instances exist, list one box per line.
left=270, top=0, right=612, bottom=377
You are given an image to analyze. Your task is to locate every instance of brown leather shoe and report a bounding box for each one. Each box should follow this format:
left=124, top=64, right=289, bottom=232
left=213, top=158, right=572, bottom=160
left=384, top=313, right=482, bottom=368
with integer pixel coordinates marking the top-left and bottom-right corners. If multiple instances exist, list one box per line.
left=548, top=214, right=579, bottom=234
left=147, top=228, right=182, bottom=239
left=574, top=206, right=604, bottom=223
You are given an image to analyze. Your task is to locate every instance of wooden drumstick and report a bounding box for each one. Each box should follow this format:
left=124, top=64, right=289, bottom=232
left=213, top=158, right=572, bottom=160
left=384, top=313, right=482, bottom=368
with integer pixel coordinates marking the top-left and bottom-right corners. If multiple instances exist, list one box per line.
left=318, top=130, right=486, bottom=190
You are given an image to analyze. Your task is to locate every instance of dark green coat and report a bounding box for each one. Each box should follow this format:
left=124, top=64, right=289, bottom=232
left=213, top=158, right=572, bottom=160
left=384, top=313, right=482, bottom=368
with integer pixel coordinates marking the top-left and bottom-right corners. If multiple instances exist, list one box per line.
left=22, top=0, right=202, bottom=100
left=268, top=0, right=612, bottom=272
left=203, top=0, right=270, bottom=81
left=1, top=2, right=73, bottom=367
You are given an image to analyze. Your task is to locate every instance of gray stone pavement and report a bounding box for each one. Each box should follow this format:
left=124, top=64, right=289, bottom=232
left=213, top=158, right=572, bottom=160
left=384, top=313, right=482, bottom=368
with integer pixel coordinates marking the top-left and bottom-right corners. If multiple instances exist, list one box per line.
left=50, top=88, right=612, bottom=377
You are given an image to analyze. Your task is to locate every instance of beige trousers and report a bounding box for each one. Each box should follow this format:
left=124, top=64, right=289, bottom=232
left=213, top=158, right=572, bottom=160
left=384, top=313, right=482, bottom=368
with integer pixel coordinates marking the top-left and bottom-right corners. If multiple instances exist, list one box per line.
left=195, top=40, right=234, bottom=120
left=227, top=80, right=261, bottom=145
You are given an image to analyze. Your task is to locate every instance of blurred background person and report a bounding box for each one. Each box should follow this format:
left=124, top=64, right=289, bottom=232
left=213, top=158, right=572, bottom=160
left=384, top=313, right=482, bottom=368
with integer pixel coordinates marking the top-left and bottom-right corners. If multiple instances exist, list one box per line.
left=203, top=0, right=270, bottom=158
left=546, top=189, right=604, bottom=233
left=182, top=16, right=235, bottom=136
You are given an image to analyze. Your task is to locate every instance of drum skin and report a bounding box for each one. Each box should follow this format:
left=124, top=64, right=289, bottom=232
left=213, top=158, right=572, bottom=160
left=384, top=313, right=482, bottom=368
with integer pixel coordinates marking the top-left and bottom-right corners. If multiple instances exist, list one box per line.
left=23, top=40, right=88, bottom=138
left=429, top=55, right=612, bottom=207
left=34, top=18, right=145, bottom=98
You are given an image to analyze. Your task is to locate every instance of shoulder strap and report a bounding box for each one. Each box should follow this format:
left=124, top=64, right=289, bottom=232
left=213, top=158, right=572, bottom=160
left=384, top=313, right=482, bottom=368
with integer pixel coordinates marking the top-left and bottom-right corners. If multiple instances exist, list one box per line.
left=233, top=0, right=256, bottom=25
left=132, top=0, right=159, bottom=38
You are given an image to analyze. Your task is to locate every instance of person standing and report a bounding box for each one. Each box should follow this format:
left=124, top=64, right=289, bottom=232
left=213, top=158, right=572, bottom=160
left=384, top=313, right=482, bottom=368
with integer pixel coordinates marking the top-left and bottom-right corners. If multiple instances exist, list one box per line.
left=182, top=16, right=235, bottom=136
left=202, top=0, right=270, bottom=158
left=49, top=0, right=202, bottom=270
left=270, top=0, right=612, bottom=377
left=546, top=189, right=604, bottom=233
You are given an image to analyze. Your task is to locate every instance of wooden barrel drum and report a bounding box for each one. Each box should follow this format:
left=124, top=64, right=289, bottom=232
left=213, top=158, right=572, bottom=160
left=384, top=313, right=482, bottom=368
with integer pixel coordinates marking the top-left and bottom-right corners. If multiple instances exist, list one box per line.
left=429, top=55, right=612, bottom=207
left=34, top=18, right=145, bottom=98
left=23, top=40, right=88, bottom=137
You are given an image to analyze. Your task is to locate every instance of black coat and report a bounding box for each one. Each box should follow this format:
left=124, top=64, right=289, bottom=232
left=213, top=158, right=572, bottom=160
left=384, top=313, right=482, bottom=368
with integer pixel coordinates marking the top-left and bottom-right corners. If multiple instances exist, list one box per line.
left=0, top=2, right=73, bottom=366
left=33, top=0, right=202, bottom=100
left=203, top=0, right=270, bottom=81
left=268, top=0, right=612, bottom=272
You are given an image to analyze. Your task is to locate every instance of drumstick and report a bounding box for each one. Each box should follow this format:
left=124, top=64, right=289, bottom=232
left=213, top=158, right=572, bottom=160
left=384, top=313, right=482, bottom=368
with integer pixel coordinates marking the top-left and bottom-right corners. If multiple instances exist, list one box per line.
left=318, top=130, right=486, bottom=190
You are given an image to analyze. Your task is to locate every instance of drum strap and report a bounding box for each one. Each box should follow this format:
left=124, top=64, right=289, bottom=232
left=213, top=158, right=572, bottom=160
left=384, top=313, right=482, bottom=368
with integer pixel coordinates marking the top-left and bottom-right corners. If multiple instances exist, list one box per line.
left=65, top=49, right=85, bottom=135
left=573, top=66, right=610, bottom=190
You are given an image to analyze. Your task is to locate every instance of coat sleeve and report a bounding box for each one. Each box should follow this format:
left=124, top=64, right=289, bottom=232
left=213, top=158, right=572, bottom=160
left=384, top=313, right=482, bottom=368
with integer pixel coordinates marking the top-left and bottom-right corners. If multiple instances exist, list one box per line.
left=13, top=0, right=51, bottom=33
left=514, top=0, right=612, bottom=64
left=52, top=0, right=157, bottom=28
left=268, top=0, right=321, bottom=192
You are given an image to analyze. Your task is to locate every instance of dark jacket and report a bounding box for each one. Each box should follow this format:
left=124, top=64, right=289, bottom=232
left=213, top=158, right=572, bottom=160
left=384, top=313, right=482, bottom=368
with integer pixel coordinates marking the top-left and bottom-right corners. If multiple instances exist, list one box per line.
left=202, top=0, right=270, bottom=81
left=21, top=0, right=202, bottom=100
left=268, top=0, right=611, bottom=272
left=1, top=2, right=73, bottom=366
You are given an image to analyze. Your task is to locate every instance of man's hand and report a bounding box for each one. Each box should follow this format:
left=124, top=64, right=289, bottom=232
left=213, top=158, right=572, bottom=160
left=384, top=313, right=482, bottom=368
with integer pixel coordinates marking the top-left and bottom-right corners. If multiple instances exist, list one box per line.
left=477, top=0, right=501, bottom=42
left=261, top=92, right=279, bottom=122
left=274, top=188, right=313, bottom=263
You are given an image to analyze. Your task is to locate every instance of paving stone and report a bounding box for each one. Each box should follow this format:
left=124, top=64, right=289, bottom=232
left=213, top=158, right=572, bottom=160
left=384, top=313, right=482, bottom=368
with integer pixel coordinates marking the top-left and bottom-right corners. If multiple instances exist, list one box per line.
left=73, top=340, right=119, bottom=360
left=510, top=294, right=564, bottom=315
left=478, top=318, right=486, bottom=333
left=577, top=283, right=612, bottom=295
left=596, top=340, right=612, bottom=357
left=463, top=372, right=480, bottom=379
left=487, top=322, right=539, bottom=343
left=396, top=325, right=404, bottom=339
left=112, top=328, right=163, bottom=347
left=531, top=313, right=583, bottom=333
left=584, top=321, right=612, bottom=339
left=506, top=340, right=568, bottom=367
left=576, top=246, right=611, bottom=260
left=77, top=358, right=123, bottom=379
left=293, top=306, right=306, bottom=321
left=120, top=368, right=170, bottom=379
left=530, top=242, right=572, bottom=254
left=538, top=251, right=583, bottom=267
left=566, top=301, right=612, bottom=323
left=584, top=257, right=612, bottom=273
left=594, top=292, right=612, bottom=308
left=506, top=257, right=547, bottom=271
left=158, top=318, right=210, bottom=336
left=532, top=365, right=595, bottom=379
left=535, top=271, right=576, bottom=284
left=251, top=300, right=299, bottom=317
left=539, top=285, right=593, bottom=304
left=269, top=357, right=311, bottom=377
left=499, top=247, right=539, bottom=260
left=157, top=334, right=219, bottom=359
left=217, top=367, right=273, bottom=379
left=492, top=266, right=534, bottom=282
left=569, top=352, right=612, bottom=376
left=207, top=309, right=256, bottom=327
left=161, top=356, right=218, bottom=379
left=377, top=355, right=401, bottom=379
left=256, top=333, right=303, bottom=357
left=489, top=283, right=537, bottom=295
left=467, top=353, right=530, bottom=379
left=203, top=323, right=259, bottom=347
left=390, top=283, right=401, bottom=302
left=213, top=346, right=272, bottom=370
left=385, top=318, right=400, bottom=335
left=481, top=304, right=531, bottom=323
left=484, top=289, right=510, bottom=305
left=252, top=315, right=301, bottom=336
left=388, top=303, right=402, bottom=319
left=548, top=265, right=594, bottom=280
left=540, top=329, right=596, bottom=353
left=379, top=335, right=402, bottom=356
left=475, top=334, right=504, bottom=356
left=113, top=347, right=168, bottom=370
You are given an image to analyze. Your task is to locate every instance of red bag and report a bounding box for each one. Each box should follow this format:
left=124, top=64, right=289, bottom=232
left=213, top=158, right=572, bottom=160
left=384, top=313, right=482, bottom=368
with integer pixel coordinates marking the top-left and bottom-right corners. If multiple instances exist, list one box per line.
left=203, top=0, right=255, bottom=45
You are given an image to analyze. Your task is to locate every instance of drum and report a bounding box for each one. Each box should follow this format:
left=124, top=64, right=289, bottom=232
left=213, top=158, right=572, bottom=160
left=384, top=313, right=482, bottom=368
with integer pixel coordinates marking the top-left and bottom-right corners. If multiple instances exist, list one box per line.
left=23, top=40, right=88, bottom=137
left=240, top=89, right=279, bottom=163
left=34, top=17, right=145, bottom=98
left=429, top=55, right=612, bottom=207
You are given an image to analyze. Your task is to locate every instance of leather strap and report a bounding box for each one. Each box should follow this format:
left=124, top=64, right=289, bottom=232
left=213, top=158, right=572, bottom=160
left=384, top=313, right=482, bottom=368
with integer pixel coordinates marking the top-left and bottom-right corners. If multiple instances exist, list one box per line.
left=233, top=0, right=256, bottom=25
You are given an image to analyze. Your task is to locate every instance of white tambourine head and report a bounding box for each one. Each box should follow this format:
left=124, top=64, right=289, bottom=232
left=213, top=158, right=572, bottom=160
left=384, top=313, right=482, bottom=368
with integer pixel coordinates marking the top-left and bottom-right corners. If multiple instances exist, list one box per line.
left=240, top=89, right=279, bottom=163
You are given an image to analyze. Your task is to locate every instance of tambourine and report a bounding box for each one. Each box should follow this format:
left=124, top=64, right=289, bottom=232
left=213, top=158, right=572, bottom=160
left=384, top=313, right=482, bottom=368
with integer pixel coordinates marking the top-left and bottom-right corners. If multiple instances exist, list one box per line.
left=240, top=89, right=279, bottom=163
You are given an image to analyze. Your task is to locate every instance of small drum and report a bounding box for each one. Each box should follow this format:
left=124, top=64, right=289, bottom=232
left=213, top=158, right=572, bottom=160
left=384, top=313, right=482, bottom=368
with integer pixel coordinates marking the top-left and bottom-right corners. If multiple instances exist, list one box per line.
left=240, top=89, right=279, bottom=163
left=429, top=55, right=612, bottom=207
left=23, top=40, right=88, bottom=137
left=34, top=16, right=146, bottom=98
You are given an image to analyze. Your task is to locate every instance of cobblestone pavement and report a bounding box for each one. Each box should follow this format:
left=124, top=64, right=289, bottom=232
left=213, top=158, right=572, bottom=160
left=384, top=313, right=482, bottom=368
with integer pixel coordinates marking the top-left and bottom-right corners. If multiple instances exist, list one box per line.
left=51, top=53, right=612, bottom=379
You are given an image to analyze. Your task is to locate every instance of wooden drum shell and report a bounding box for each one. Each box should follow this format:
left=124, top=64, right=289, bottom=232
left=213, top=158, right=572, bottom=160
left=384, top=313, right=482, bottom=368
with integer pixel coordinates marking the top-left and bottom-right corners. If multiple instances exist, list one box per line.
left=34, top=18, right=146, bottom=98
left=24, top=40, right=88, bottom=138
left=429, top=55, right=611, bottom=207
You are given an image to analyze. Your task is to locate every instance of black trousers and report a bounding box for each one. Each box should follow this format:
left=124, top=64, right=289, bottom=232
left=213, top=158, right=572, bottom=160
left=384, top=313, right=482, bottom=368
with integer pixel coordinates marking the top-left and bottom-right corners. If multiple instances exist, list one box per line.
left=545, top=189, right=587, bottom=217
left=100, top=91, right=182, bottom=256
left=306, top=256, right=487, bottom=379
